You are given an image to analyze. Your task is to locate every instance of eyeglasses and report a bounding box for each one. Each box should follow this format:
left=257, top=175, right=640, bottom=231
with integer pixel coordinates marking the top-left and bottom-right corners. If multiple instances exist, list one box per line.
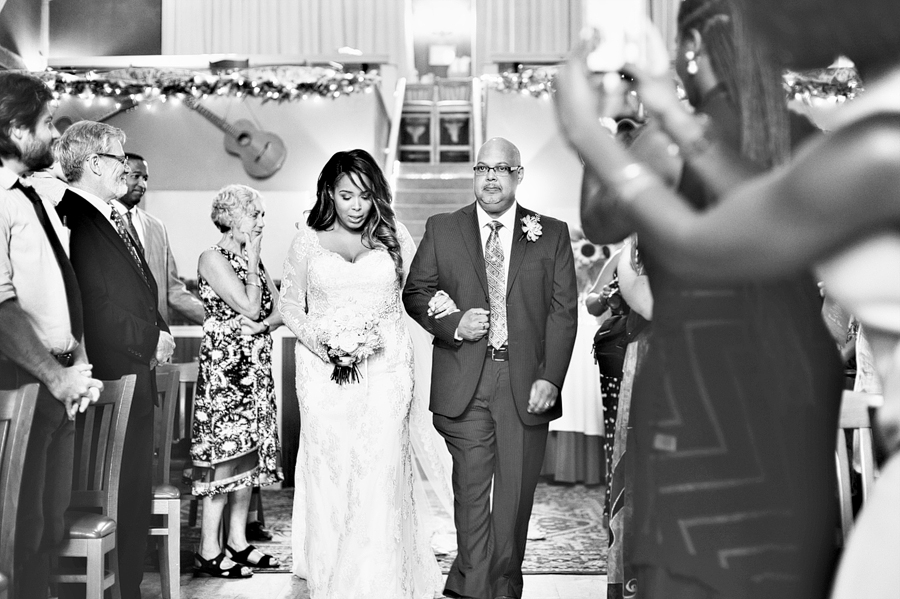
left=473, top=164, right=521, bottom=177
left=95, top=153, right=128, bottom=166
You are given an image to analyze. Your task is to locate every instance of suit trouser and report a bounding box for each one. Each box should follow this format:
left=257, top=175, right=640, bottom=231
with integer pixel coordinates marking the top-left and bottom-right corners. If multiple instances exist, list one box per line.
left=434, top=358, right=548, bottom=599
left=117, top=398, right=154, bottom=599
left=0, top=361, right=75, bottom=599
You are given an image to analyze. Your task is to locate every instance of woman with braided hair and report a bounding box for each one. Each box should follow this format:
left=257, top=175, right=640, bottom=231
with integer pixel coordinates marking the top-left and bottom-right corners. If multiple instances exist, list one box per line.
left=570, top=1, right=843, bottom=597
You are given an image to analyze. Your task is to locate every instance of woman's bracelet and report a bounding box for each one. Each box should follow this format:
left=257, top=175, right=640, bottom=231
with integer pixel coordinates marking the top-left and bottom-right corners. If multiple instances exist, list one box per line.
left=245, top=280, right=261, bottom=288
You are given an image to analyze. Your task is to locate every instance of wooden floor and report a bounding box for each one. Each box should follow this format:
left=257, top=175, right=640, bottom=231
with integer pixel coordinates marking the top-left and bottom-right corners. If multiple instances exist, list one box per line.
left=139, top=572, right=607, bottom=598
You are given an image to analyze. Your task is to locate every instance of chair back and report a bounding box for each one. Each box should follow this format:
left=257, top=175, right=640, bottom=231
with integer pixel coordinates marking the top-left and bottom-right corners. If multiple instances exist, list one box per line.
left=69, top=375, right=136, bottom=523
left=153, top=367, right=181, bottom=486
left=836, top=389, right=880, bottom=542
left=170, top=361, right=199, bottom=443
left=0, top=384, right=38, bottom=585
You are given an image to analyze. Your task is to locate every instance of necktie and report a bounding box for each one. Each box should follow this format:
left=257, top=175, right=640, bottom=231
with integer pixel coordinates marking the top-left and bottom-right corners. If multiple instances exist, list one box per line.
left=123, top=210, right=145, bottom=255
left=14, top=181, right=84, bottom=340
left=485, top=220, right=507, bottom=349
left=109, top=208, right=150, bottom=286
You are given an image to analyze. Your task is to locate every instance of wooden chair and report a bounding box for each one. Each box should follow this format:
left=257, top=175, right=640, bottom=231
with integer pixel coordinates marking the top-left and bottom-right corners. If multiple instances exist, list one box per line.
left=51, top=375, right=135, bottom=599
left=162, top=362, right=203, bottom=526
left=171, top=361, right=199, bottom=446
left=835, top=390, right=881, bottom=543
left=0, top=384, right=39, bottom=595
left=151, top=366, right=182, bottom=599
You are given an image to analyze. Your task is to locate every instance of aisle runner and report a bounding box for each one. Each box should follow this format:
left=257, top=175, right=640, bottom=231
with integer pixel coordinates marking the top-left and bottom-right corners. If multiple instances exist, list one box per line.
left=180, top=482, right=607, bottom=575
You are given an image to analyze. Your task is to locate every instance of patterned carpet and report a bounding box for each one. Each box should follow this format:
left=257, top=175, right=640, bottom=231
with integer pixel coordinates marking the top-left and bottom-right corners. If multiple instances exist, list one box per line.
left=179, top=481, right=607, bottom=575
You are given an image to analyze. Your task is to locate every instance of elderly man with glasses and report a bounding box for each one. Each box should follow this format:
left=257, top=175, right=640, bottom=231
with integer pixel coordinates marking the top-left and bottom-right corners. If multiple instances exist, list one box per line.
left=56, top=121, right=175, bottom=599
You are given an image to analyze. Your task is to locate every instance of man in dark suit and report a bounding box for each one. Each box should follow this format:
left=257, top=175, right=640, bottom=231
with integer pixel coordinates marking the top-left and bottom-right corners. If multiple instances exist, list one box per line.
left=404, top=137, right=578, bottom=599
left=56, top=121, right=175, bottom=599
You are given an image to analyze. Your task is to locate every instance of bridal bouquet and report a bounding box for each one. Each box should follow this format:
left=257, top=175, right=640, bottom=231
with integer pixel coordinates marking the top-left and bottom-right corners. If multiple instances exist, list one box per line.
left=318, top=307, right=383, bottom=385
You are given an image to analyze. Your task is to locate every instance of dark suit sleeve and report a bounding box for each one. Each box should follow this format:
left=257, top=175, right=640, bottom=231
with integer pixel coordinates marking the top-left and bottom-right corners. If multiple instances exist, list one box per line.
left=539, top=222, right=579, bottom=388
left=403, top=217, right=463, bottom=344
left=77, top=259, right=161, bottom=363
left=63, top=204, right=163, bottom=364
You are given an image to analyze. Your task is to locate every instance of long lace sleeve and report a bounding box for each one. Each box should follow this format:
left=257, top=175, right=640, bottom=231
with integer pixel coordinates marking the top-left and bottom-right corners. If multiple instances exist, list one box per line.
left=279, top=227, right=329, bottom=362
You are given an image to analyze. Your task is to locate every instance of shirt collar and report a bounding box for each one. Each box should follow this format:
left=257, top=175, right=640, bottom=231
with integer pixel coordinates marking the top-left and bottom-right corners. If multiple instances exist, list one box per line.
left=111, top=199, right=131, bottom=216
left=0, top=165, right=22, bottom=192
left=69, top=187, right=112, bottom=219
left=476, top=201, right=519, bottom=233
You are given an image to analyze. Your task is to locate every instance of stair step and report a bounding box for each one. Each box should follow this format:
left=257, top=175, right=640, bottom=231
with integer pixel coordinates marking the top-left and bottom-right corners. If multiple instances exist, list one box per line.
left=395, top=189, right=472, bottom=205
left=401, top=220, right=427, bottom=241
left=395, top=203, right=466, bottom=221
left=395, top=176, right=473, bottom=191
left=398, top=163, right=473, bottom=177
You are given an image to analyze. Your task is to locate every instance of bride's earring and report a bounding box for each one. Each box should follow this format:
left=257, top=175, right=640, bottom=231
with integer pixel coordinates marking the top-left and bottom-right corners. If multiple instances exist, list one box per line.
left=685, top=50, right=699, bottom=75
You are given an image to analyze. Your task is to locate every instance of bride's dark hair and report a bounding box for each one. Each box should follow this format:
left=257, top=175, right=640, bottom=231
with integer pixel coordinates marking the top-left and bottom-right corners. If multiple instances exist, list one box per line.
left=307, top=149, right=402, bottom=281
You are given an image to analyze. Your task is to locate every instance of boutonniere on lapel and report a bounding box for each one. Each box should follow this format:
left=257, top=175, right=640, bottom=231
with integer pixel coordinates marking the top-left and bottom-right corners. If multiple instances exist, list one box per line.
left=520, top=214, right=542, bottom=242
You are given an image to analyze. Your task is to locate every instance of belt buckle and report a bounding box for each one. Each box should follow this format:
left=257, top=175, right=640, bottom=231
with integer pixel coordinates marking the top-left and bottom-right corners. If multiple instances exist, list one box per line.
left=489, top=345, right=509, bottom=362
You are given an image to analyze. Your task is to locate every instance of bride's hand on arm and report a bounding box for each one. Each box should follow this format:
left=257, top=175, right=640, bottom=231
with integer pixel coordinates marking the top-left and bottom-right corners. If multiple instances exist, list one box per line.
left=428, top=290, right=458, bottom=319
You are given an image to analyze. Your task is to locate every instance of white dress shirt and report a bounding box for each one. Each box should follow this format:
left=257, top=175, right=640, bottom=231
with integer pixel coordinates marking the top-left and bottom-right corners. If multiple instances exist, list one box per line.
left=112, top=199, right=145, bottom=245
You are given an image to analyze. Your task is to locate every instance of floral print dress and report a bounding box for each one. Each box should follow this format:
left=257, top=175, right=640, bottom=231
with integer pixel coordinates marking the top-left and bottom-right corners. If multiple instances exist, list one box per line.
left=191, top=245, right=283, bottom=496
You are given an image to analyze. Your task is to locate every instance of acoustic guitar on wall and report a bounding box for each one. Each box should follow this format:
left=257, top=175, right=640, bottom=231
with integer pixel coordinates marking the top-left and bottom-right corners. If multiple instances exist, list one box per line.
left=182, top=95, right=287, bottom=179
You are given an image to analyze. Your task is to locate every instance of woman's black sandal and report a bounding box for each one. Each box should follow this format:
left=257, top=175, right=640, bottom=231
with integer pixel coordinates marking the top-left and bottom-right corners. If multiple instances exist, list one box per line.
left=225, top=543, right=280, bottom=568
left=193, top=551, right=253, bottom=578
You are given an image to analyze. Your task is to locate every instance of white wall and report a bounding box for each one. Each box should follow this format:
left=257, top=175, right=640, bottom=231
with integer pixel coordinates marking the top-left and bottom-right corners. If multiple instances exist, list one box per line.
left=484, top=88, right=583, bottom=229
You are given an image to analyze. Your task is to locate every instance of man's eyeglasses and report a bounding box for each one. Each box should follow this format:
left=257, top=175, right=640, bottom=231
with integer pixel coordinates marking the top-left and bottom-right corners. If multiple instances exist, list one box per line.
left=473, top=164, right=521, bottom=177
left=95, top=153, right=128, bottom=166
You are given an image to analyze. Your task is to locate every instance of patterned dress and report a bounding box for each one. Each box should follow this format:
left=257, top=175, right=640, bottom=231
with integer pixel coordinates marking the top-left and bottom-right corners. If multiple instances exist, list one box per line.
left=191, top=246, right=283, bottom=496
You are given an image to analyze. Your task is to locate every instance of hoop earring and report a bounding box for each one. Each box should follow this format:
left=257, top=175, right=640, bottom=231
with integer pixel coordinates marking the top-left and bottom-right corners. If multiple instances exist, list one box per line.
left=685, top=50, right=699, bottom=75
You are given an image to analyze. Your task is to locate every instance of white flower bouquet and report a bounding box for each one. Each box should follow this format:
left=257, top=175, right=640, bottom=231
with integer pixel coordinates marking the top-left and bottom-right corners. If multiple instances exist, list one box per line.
left=318, top=307, right=383, bottom=385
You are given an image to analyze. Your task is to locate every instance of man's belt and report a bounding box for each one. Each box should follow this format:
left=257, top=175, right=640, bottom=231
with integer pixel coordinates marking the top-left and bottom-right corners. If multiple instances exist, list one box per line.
left=487, top=344, right=509, bottom=362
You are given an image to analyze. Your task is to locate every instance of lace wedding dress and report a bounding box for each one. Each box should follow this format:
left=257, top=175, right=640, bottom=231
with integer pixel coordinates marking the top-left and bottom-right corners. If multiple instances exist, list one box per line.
left=280, top=221, right=444, bottom=599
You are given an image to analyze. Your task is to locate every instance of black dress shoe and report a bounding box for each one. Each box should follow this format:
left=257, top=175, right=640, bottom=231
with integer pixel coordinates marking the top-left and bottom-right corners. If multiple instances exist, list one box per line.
left=245, top=521, right=273, bottom=542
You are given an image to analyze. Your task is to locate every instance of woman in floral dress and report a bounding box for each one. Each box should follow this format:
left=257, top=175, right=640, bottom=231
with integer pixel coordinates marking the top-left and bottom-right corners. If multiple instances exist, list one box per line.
left=191, top=184, right=284, bottom=578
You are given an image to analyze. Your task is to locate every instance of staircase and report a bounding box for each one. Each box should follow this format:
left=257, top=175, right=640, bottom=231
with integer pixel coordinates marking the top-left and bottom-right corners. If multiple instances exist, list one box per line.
left=393, top=162, right=473, bottom=246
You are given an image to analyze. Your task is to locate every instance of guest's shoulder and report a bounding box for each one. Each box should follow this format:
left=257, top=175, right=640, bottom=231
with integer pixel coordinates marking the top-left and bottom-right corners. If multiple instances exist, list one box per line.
left=137, top=207, right=164, bottom=228
left=427, top=203, right=473, bottom=225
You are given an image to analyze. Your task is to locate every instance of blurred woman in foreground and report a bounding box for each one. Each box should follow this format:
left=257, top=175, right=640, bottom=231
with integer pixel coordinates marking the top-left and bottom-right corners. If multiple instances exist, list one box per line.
left=554, top=0, right=900, bottom=596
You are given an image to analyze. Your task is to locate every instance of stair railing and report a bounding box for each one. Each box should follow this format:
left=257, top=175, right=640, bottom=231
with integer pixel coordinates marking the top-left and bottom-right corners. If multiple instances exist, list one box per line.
left=384, top=76, right=407, bottom=190
left=472, top=76, right=484, bottom=155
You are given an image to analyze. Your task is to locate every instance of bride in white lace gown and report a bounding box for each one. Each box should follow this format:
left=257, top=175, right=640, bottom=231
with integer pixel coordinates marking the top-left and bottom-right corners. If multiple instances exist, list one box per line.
left=279, top=150, right=451, bottom=599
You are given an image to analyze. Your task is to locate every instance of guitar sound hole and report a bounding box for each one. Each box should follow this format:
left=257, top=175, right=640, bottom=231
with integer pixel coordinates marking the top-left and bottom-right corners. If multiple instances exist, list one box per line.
left=237, top=133, right=251, bottom=146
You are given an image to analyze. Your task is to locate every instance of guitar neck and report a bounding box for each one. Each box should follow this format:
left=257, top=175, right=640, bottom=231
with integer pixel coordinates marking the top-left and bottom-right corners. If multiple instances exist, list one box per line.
left=184, top=99, right=241, bottom=139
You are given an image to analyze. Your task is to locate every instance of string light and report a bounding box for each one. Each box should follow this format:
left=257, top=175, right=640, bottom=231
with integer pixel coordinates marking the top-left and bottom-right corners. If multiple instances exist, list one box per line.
left=483, top=65, right=863, bottom=104
left=36, top=65, right=380, bottom=104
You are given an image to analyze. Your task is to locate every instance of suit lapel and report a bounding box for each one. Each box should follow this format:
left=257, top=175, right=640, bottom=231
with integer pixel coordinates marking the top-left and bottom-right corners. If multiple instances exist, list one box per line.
left=506, top=205, right=528, bottom=295
left=64, top=190, right=155, bottom=294
left=458, top=203, right=489, bottom=295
